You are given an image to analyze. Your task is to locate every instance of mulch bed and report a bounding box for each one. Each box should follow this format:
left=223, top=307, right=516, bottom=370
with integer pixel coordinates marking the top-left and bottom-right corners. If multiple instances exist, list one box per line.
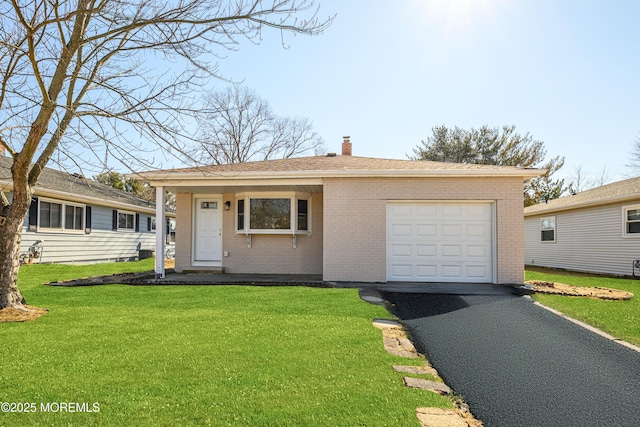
left=0, top=305, right=49, bottom=322
left=526, top=281, right=633, bottom=300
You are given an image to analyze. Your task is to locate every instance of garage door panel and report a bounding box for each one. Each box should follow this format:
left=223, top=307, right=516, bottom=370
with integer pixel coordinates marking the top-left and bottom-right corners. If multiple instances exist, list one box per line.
left=417, top=205, right=437, bottom=216
left=416, top=265, right=437, bottom=278
left=467, top=244, right=490, bottom=258
left=391, top=223, right=412, bottom=237
left=391, top=264, right=413, bottom=277
left=390, top=204, right=412, bottom=216
left=467, top=265, right=490, bottom=279
left=441, top=265, right=463, bottom=278
left=467, top=224, right=490, bottom=237
left=442, top=204, right=463, bottom=217
left=417, top=224, right=437, bottom=236
left=442, top=245, right=462, bottom=257
left=442, top=224, right=462, bottom=237
left=391, top=244, right=412, bottom=257
left=387, top=202, right=494, bottom=283
left=417, top=244, right=437, bottom=257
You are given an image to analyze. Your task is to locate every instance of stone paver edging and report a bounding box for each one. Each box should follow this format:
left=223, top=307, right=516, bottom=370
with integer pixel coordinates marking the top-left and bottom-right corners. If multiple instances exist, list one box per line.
left=372, top=318, right=483, bottom=427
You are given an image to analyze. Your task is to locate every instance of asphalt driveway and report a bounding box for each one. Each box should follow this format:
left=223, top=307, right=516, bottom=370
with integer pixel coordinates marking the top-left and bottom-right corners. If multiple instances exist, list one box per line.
left=383, top=293, right=640, bottom=427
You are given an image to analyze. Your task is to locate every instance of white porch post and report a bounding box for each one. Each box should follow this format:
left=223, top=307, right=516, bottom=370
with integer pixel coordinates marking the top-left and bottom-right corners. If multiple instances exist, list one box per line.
left=155, top=186, right=166, bottom=278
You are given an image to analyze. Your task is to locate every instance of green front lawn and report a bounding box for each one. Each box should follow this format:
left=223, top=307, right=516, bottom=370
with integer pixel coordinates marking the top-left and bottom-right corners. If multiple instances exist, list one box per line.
left=526, top=268, right=640, bottom=347
left=1, top=261, right=449, bottom=426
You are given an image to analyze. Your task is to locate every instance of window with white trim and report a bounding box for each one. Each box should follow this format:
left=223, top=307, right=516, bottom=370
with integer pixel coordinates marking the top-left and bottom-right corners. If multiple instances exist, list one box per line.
left=39, top=200, right=62, bottom=229
left=64, top=204, right=84, bottom=231
left=540, top=217, right=555, bottom=242
left=235, top=193, right=311, bottom=234
left=38, top=198, right=85, bottom=232
left=118, top=210, right=135, bottom=231
left=624, top=206, right=640, bottom=236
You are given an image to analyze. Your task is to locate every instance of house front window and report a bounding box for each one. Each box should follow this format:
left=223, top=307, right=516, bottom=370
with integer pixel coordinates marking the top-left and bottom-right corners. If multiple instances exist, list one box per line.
left=297, top=199, right=309, bottom=231
left=541, top=217, right=555, bottom=242
left=250, top=198, right=291, bottom=230
left=236, top=193, right=311, bottom=234
left=624, top=206, right=640, bottom=236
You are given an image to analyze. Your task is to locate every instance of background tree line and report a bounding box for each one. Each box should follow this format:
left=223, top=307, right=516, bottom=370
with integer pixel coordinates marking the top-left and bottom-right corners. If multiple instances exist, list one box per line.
left=410, top=125, right=566, bottom=206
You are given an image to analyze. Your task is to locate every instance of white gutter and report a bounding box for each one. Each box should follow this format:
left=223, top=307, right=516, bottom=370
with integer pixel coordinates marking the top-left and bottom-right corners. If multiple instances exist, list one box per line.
left=524, top=194, right=640, bottom=216
left=133, top=168, right=544, bottom=184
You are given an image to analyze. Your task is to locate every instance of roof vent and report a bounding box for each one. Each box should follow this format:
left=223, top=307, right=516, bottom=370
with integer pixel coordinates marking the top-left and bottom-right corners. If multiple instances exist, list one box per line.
left=326, top=152, right=337, bottom=157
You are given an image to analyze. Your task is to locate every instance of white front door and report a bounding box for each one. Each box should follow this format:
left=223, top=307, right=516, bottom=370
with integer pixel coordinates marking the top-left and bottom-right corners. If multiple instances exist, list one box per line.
left=194, top=198, right=222, bottom=262
left=386, top=202, right=494, bottom=283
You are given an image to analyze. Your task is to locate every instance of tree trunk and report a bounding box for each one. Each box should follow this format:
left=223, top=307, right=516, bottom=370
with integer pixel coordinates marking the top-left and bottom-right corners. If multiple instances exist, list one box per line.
left=0, top=211, right=27, bottom=309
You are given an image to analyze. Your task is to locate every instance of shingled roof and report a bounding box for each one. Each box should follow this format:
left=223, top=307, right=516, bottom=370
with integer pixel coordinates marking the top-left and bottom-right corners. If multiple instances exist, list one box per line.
left=134, top=155, right=542, bottom=180
left=524, top=175, right=640, bottom=216
left=0, top=155, right=161, bottom=213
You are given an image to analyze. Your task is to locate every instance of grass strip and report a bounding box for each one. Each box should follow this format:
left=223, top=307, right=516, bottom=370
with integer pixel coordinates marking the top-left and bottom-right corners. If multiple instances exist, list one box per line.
left=526, top=268, right=640, bottom=346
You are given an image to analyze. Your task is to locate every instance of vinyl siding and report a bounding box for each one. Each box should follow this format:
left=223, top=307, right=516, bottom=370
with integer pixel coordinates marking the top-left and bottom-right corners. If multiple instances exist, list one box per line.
left=19, top=203, right=159, bottom=264
left=524, top=203, right=640, bottom=276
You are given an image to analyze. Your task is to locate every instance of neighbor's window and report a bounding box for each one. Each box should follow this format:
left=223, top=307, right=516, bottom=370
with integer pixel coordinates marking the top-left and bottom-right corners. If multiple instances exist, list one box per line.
left=541, top=217, right=555, bottom=242
left=625, top=207, right=640, bottom=235
left=38, top=199, right=84, bottom=232
left=236, top=193, right=311, bottom=233
left=64, top=204, right=84, bottom=231
left=39, top=200, right=62, bottom=229
left=118, top=211, right=135, bottom=231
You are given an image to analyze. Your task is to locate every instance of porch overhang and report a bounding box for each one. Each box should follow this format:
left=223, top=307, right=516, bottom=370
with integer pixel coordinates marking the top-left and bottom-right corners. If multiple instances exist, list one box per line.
left=144, top=178, right=324, bottom=194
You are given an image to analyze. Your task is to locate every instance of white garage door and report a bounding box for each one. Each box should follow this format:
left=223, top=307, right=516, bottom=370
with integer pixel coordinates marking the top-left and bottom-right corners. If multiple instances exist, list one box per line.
left=386, top=202, right=494, bottom=283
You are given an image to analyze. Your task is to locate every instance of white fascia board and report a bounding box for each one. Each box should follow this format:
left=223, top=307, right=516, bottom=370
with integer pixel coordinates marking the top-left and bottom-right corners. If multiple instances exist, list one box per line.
left=147, top=177, right=324, bottom=188
left=141, top=168, right=544, bottom=184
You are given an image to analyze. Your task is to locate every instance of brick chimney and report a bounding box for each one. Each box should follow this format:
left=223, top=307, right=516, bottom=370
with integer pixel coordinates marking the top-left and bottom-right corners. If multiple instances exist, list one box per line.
left=342, top=136, right=352, bottom=156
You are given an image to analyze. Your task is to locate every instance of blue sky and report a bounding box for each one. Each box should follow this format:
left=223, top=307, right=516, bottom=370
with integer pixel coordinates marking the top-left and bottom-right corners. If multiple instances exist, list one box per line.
left=196, top=0, right=639, bottom=185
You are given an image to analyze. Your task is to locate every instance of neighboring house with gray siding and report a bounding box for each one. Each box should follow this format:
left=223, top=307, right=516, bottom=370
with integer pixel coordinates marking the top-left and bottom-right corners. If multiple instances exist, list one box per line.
left=524, top=176, right=640, bottom=277
left=0, top=156, right=175, bottom=264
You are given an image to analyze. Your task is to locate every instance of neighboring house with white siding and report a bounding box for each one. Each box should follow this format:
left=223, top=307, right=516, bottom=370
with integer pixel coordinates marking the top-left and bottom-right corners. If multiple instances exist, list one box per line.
left=134, top=137, right=541, bottom=286
left=524, top=176, right=640, bottom=277
left=0, top=156, right=175, bottom=264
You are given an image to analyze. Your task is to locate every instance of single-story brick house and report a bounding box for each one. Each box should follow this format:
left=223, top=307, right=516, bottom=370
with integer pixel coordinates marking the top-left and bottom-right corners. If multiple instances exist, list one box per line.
left=524, top=176, right=640, bottom=277
left=135, top=138, right=541, bottom=284
left=0, top=155, right=175, bottom=264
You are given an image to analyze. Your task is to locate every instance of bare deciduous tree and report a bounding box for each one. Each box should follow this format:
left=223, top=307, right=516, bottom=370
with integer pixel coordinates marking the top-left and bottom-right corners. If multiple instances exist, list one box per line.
left=626, top=133, right=640, bottom=175
left=567, top=165, right=611, bottom=194
left=189, top=85, right=325, bottom=165
left=0, top=0, right=333, bottom=310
